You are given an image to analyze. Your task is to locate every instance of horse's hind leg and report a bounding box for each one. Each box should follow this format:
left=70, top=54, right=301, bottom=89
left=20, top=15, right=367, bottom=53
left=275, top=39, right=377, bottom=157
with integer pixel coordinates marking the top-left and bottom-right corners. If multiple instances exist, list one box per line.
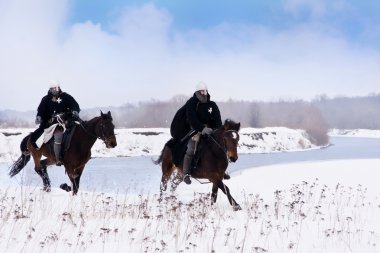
left=35, top=159, right=51, bottom=192
left=216, top=180, right=241, bottom=211
left=211, top=183, right=218, bottom=204
left=160, top=148, right=175, bottom=192
left=170, top=169, right=184, bottom=192
left=160, top=164, right=175, bottom=201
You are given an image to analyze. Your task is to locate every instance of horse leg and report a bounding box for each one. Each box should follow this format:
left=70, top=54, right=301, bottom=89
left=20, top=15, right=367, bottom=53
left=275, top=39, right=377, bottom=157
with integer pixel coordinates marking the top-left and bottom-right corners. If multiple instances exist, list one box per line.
left=68, top=174, right=81, bottom=195
left=159, top=148, right=176, bottom=201
left=211, top=183, right=218, bottom=204
left=35, top=160, right=51, bottom=192
left=159, top=165, right=174, bottom=202
left=216, top=180, right=241, bottom=211
left=170, top=169, right=183, bottom=192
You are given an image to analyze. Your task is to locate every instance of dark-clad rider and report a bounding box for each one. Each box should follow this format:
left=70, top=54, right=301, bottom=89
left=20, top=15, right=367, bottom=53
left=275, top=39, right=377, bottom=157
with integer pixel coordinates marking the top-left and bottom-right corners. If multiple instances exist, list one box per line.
left=171, top=82, right=229, bottom=184
left=30, top=81, right=80, bottom=165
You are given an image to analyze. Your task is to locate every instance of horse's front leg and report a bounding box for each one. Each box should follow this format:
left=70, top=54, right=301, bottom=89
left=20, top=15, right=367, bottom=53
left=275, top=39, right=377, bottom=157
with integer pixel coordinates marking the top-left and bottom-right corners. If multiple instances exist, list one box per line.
left=211, top=183, right=218, bottom=204
left=35, top=160, right=51, bottom=192
left=216, top=180, right=241, bottom=211
left=69, top=174, right=81, bottom=195
left=67, top=166, right=84, bottom=195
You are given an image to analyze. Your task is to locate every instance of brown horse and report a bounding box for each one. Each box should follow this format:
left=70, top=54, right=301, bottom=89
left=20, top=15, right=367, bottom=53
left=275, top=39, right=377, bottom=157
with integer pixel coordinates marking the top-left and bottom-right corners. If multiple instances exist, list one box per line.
left=155, top=119, right=242, bottom=211
left=9, top=111, right=117, bottom=195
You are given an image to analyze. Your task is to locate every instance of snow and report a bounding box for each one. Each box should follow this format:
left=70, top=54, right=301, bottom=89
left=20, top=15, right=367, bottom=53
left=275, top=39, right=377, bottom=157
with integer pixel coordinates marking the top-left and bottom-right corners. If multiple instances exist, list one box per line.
left=329, top=128, right=380, bottom=138
left=0, top=127, right=317, bottom=163
left=0, top=128, right=379, bottom=252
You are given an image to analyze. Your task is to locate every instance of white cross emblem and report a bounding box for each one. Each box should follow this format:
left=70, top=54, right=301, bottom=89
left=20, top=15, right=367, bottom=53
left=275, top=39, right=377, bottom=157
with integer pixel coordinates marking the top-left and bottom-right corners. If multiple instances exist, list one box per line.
left=208, top=107, right=212, bottom=114
left=56, top=97, right=62, bottom=103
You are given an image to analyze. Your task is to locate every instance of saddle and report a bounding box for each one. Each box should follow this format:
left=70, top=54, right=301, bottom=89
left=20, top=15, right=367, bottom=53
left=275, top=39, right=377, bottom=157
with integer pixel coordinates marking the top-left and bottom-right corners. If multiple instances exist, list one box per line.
left=43, top=123, right=77, bottom=157
left=169, top=135, right=207, bottom=172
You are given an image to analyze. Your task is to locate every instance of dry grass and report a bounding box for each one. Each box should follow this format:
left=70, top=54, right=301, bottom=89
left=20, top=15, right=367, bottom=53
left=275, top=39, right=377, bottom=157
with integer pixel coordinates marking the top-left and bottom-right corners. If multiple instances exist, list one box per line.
left=0, top=178, right=379, bottom=252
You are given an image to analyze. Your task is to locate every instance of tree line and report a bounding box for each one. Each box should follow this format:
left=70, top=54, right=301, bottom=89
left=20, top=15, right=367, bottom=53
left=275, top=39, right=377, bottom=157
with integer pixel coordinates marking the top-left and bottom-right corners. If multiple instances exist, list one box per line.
left=1, top=93, right=379, bottom=146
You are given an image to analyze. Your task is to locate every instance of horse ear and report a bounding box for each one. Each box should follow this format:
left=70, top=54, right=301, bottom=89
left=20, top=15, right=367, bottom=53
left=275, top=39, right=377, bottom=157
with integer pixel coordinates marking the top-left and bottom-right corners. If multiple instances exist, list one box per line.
left=107, top=111, right=111, bottom=116
left=100, top=110, right=104, bottom=116
left=224, top=119, right=230, bottom=130
left=237, top=122, right=241, bottom=131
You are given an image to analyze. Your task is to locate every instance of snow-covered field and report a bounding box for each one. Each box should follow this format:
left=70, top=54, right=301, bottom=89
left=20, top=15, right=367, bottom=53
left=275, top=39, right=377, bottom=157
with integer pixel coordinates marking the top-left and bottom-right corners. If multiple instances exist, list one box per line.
left=0, top=128, right=379, bottom=252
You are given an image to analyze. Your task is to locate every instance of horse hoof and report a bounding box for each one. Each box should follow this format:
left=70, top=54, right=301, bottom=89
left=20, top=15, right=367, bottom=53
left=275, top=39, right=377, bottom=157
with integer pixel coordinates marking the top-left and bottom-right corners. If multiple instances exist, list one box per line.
left=43, top=187, right=51, bottom=192
left=60, top=183, right=72, bottom=192
left=211, top=194, right=217, bottom=204
left=233, top=205, right=242, bottom=211
left=223, top=173, right=231, bottom=180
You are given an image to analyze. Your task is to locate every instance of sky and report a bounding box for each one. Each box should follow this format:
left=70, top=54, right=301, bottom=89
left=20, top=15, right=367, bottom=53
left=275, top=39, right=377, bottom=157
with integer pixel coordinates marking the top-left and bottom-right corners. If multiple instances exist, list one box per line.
left=1, top=0, right=380, bottom=111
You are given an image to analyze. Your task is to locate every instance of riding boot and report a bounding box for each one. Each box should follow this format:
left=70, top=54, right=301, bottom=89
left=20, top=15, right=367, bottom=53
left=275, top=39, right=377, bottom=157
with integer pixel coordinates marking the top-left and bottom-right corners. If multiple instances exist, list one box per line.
left=54, top=143, right=63, bottom=166
left=183, top=154, right=193, bottom=185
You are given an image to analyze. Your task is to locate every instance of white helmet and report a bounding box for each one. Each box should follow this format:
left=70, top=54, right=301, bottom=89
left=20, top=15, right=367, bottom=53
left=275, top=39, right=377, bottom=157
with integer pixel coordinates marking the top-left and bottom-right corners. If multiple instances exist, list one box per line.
left=49, top=80, right=60, bottom=89
left=195, top=81, right=208, bottom=91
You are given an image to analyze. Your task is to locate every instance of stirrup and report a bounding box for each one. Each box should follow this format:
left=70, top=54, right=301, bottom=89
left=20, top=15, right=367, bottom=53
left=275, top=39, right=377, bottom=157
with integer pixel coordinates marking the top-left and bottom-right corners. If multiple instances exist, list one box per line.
left=183, top=174, right=192, bottom=185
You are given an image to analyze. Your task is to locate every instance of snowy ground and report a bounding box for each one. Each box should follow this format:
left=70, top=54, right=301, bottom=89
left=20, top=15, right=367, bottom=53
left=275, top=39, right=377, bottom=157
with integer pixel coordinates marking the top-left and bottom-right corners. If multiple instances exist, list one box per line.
left=0, top=128, right=379, bottom=252
left=0, top=159, right=379, bottom=253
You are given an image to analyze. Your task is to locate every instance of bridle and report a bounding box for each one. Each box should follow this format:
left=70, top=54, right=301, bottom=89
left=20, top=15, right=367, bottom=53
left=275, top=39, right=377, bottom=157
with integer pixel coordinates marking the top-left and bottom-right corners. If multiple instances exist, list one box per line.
left=209, top=129, right=239, bottom=157
left=79, top=117, right=115, bottom=144
left=98, top=120, right=116, bottom=144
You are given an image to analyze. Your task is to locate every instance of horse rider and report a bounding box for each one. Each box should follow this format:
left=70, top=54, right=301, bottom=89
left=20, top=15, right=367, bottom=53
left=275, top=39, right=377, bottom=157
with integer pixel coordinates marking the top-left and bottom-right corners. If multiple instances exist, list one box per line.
left=30, top=81, right=80, bottom=165
left=171, top=82, right=229, bottom=184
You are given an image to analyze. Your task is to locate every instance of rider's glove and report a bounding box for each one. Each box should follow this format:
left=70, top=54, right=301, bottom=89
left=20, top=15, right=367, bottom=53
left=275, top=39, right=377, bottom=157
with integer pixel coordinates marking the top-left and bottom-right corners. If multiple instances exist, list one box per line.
left=201, top=127, right=213, bottom=135
left=35, top=116, right=42, bottom=125
left=72, top=111, right=79, bottom=118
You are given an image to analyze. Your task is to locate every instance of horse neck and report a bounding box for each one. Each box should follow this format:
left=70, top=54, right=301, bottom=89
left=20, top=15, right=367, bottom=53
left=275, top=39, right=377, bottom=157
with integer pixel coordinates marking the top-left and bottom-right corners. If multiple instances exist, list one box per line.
left=209, top=127, right=226, bottom=154
left=205, top=127, right=229, bottom=169
left=213, top=127, right=225, bottom=143
left=81, top=116, right=101, bottom=146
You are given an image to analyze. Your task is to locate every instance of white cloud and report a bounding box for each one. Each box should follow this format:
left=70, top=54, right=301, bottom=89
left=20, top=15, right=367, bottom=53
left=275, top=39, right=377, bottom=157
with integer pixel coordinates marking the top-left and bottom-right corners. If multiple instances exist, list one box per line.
left=281, top=0, right=349, bottom=18
left=0, top=1, right=379, bottom=111
left=282, top=0, right=327, bottom=17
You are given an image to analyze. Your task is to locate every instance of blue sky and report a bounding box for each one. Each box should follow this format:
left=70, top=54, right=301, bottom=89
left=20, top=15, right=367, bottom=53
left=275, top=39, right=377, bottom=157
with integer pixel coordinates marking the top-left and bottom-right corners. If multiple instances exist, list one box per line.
left=0, top=0, right=379, bottom=110
left=68, top=0, right=380, bottom=48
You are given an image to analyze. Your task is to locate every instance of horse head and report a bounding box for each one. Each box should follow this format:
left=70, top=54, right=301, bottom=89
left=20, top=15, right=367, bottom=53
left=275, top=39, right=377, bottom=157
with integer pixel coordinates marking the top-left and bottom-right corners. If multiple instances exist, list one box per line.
left=96, top=111, right=117, bottom=148
left=223, top=119, right=240, bottom=162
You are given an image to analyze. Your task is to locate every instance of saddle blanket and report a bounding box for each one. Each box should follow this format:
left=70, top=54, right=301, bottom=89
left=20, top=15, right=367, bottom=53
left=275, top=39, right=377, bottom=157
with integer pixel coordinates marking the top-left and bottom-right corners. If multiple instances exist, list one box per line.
left=43, top=123, right=59, bottom=143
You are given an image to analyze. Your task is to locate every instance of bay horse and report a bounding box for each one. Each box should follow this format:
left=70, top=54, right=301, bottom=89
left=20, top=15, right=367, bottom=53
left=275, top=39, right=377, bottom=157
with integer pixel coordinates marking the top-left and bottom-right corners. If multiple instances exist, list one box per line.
left=155, top=119, right=242, bottom=211
left=9, top=111, right=117, bottom=195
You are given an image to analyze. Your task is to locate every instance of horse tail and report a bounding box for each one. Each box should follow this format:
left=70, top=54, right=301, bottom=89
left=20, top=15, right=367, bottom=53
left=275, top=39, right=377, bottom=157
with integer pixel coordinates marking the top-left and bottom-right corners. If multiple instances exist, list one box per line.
left=153, top=139, right=173, bottom=165
left=9, top=134, right=31, bottom=177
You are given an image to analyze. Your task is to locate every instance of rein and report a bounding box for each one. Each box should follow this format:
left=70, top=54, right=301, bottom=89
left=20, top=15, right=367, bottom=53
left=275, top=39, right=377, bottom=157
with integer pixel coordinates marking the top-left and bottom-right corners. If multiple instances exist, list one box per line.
left=209, top=129, right=238, bottom=153
left=193, top=178, right=212, bottom=184
left=78, top=118, right=108, bottom=143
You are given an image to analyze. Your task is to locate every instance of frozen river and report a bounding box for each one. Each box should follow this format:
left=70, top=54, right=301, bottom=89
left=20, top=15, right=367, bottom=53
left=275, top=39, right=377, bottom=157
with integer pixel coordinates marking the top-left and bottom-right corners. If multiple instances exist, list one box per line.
left=1, top=136, right=379, bottom=194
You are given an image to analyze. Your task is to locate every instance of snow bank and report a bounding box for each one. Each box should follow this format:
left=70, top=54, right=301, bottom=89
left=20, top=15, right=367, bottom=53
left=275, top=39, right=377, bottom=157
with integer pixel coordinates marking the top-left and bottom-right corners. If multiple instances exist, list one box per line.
left=329, top=128, right=380, bottom=138
left=0, top=127, right=316, bottom=163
